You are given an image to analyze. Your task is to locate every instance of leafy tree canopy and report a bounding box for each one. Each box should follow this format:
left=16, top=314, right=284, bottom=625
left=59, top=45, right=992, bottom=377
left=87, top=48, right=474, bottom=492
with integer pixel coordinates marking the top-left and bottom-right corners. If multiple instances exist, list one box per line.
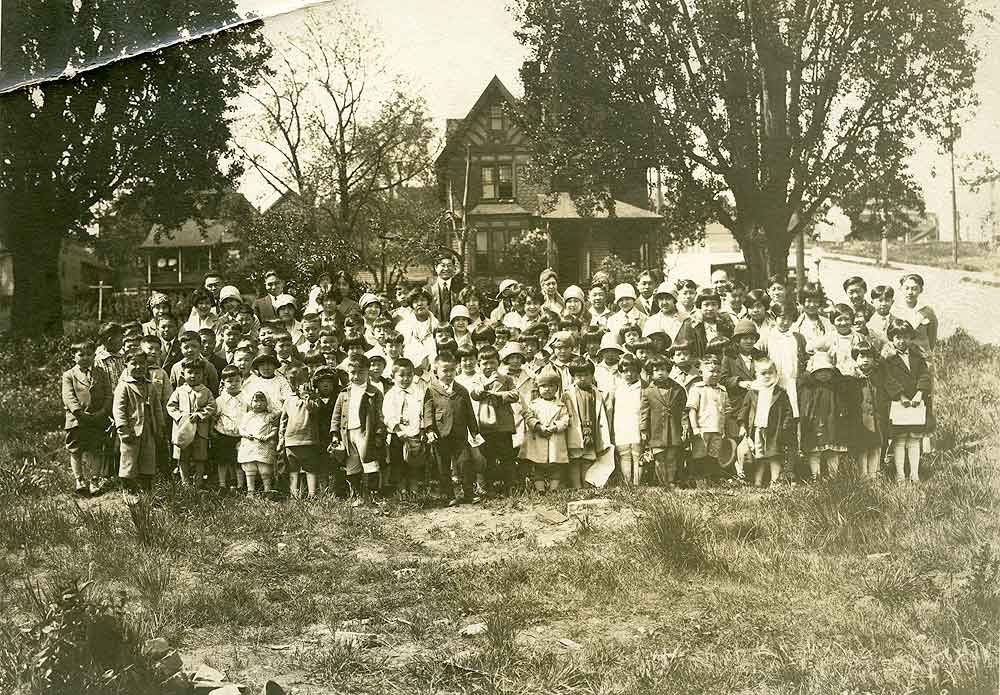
left=0, top=0, right=270, bottom=335
left=513, top=0, right=980, bottom=283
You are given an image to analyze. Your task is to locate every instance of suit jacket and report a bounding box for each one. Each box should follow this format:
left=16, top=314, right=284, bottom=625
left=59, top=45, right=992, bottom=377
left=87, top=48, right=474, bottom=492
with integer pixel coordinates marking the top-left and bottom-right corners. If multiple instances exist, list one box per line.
left=254, top=295, right=278, bottom=322
left=639, top=380, right=688, bottom=448
left=883, top=350, right=934, bottom=430
left=62, top=365, right=112, bottom=430
left=425, top=380, right=479, bottom=440
left=563, top=386, right=614, bottom=452
left=468, top=373, right=518, bottom=433
left=331, top=383, right=385, bottom=462
left=426, top=276, right=465, bottom=324
left=720, top=351, right=760, bottom=418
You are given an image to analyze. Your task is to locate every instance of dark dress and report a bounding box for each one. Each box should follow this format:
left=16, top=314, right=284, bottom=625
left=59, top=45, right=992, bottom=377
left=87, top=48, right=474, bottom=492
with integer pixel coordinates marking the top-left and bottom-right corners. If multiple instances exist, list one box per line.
left=797, top=373, right=850, bottom=453
left=841, top=366, right=890, bottom=449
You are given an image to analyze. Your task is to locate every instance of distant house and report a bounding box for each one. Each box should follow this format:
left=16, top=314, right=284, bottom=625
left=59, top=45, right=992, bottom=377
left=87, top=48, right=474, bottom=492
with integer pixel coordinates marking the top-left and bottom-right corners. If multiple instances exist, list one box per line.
left=435, top=76, right=661, bottom=284
left=138, top=219, right=242, bottom=290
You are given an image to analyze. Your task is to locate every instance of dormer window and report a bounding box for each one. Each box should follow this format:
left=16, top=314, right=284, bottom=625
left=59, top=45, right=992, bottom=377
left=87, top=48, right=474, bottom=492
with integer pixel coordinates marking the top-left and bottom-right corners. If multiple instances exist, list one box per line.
left=489, top=104, right=504, bottom=130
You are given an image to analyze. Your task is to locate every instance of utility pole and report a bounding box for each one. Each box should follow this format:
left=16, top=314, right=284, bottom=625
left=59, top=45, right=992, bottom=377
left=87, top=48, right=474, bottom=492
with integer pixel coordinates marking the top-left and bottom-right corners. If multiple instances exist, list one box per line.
left=948, top=117, right=962, bottom=264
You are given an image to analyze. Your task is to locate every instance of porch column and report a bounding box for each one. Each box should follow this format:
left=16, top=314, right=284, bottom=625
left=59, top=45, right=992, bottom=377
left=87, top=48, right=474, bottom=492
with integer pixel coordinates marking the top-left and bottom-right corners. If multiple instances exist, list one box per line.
left=208, top=246, right=214, bottom=270
left=584, top=224, right=592, bottom=279
left=146, top=254, right=152, bottom=286
left=177, top=249, right=183, bottom=284
left=545, top=221, right=556, bottom=270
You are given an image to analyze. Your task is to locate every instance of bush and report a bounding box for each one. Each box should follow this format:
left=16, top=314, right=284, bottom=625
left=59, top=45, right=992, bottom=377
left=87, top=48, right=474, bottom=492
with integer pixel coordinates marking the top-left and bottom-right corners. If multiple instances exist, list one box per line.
left=636, top=496, right=716, bottom=571
left=0, top=579, right=157, bottom=694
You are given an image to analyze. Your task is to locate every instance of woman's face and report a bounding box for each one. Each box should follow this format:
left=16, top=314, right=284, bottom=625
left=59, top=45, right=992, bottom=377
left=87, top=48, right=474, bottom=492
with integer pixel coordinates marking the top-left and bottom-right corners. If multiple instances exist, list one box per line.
left=565, top=298, right=583, bottom=315
left=152, top=303, right=171, bottom=319
left=678, top=287, right=696, bottom=307
left=901, top=279, right=922, bottom=305
left=834, top=314, right=853, bottom=335
left=465, top=297, right=480, bottom=317
left=278, top=306, right=296, bottom=322
left=803, top=298, right=820, bottom=316
left=363, top=305, right=381, bottom=322
left=337, top=277, right=352, bottom=296
left=748, top=303, right=767, bottom=322
left=541, top=276, right=558, bottom=295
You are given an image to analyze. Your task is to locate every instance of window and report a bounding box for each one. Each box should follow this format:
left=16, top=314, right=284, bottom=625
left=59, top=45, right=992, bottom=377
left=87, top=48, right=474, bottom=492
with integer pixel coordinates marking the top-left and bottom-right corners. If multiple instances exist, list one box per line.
left=489, top=104, right=504, bottom=130
left=474, top=227, right=520, bottom=275
left=481, top=163, right=514, bottom=200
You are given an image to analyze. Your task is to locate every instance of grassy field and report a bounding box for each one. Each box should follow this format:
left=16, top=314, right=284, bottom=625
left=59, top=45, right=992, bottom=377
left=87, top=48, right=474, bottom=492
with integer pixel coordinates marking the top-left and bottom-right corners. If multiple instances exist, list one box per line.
left=1, top=331, right=998, bottom=694
left=819, top=240, right=1000, bottom=276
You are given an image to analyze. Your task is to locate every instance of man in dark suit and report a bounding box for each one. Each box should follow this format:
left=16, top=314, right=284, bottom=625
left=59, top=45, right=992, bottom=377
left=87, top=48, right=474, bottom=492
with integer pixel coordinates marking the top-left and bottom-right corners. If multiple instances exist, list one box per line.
left=426, top=255, right=464, bottom=324
left=253, top=270, right=284, bottom=321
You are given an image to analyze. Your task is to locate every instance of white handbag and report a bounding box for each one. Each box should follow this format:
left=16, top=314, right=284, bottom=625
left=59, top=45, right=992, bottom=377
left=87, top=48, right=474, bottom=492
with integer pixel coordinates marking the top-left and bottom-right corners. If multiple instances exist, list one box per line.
left=890, top=401, right=926, bottom=426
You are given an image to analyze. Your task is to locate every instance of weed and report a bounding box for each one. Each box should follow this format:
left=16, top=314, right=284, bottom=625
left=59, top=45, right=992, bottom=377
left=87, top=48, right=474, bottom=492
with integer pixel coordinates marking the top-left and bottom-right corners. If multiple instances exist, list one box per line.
left=861, top=563, right=926, bottom=606
left=636, top=496, right=716, bottom=571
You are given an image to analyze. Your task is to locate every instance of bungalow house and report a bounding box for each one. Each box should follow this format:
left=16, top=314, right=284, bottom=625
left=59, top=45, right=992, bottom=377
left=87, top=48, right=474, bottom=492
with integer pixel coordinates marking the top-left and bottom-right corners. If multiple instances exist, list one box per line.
left=434, top=76, right=662, bottom=285
left=138, top=218, right=242, bottom=291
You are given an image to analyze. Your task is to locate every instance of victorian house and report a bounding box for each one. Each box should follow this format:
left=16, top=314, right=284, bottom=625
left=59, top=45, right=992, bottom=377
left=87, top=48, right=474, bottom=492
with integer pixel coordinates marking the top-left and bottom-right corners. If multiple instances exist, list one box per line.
left=435, top=76, right=662, bottom=284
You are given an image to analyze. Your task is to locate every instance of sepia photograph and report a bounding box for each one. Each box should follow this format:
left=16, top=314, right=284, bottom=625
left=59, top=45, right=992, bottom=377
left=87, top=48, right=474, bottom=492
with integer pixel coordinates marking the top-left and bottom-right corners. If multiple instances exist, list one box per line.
left=1, top=0, right=999, bottom=692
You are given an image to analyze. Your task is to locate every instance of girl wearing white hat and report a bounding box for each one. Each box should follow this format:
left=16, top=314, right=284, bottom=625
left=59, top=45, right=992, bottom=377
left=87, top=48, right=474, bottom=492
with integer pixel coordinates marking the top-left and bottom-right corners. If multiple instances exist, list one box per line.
left=606, top=283, right=646, bottom=340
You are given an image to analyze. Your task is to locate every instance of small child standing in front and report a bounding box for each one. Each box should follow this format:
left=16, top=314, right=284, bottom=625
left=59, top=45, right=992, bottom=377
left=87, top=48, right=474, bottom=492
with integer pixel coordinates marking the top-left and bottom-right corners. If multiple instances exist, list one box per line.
left=520, top=370, right=570, bottom=493
left=640, top=355, right=688, bottom=487
left=113, top=350, right=162, bottom=491
left=382, top=358, right=429, bottom=499
left=213, top=365, right=246, bottom=492
left=844, top=340, right=889, bottom=479
left=330, top=354, right=385, bottom=504
left=797, top=352, right=848, bottom=481
left=613, top=354, right=646, bottom=485
left=279, top=366, right=322, bottom=498
left=63, top=340, right=112, bottom=496
left=238, top=392, right=279, bottom=495
left=686, top=355, right=729, bottom=487
left=883, top=319, right=932, bottom=483
left=563, top=359, right=614, bottom=489
left=166, top=359, right=217, bottom=485
left=739, top=358, right=796, bottom=488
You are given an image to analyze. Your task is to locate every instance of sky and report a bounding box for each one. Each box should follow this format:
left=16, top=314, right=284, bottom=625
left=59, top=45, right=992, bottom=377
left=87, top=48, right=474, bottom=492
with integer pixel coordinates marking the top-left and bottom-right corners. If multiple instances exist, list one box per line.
left=237, top=0, right=1000, bottom=242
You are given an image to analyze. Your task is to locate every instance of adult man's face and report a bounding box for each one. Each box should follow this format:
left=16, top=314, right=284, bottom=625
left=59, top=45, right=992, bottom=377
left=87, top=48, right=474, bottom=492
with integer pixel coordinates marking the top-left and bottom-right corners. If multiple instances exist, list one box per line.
left=436, top=259, right=454, bottom=281
left=204, top=275, right=222, bottom=298
left=264, top=274, right=283, bottom=297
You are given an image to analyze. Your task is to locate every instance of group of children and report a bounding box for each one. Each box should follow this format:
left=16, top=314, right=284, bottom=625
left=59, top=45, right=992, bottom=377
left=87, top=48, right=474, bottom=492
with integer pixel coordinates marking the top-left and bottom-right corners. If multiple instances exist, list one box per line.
left=60, top=267, right=938, bottom=503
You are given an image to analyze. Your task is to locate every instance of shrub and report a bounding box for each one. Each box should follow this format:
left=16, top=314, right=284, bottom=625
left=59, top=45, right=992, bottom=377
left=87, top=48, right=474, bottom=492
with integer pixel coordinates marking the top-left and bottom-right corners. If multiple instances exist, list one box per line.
left=636, top=496, right=715, bottom=571
left=1, top=579, right=157, bottom=694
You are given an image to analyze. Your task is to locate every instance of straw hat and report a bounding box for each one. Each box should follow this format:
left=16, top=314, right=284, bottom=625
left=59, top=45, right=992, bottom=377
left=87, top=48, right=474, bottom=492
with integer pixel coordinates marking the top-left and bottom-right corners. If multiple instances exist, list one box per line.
left=613, top=283, right=637, bottom=303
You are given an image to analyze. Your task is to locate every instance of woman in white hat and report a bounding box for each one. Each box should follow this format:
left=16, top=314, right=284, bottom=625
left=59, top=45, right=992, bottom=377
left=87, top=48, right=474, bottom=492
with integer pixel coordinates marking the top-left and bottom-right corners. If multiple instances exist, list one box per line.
left=489, top=279, right=521, bottom=323
left=273, top=293, right=302, bottom=344
left=606, top=283, right=646, bottom=340
left=358, top=293, right=383, bottom=346
left=143, top=291, right=173, bottom=336
left=562, top=285, right=588, bottom=322
left=642, top=282, right=692, bottom=345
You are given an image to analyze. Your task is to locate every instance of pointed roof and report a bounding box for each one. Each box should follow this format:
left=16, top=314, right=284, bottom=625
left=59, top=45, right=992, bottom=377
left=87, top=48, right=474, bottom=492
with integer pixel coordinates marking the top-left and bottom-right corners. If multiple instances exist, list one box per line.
left=539, top=193, right=660, bottom=220
left=435, top=75, right=526, bottom=168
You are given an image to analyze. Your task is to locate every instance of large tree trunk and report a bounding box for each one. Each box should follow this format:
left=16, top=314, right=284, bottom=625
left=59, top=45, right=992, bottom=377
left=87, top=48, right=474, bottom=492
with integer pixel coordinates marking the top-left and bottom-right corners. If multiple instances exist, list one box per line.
left=739, top=224, right=792, bottom=289
left=9, top=218, right=65, bottom=336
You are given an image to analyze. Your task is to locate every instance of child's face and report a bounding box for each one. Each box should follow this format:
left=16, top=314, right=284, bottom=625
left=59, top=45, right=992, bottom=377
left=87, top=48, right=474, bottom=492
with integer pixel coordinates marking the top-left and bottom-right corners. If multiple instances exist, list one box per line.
left=347, top=344, right=364, bottom=357
left=316, top=379, right=337, bottom=398
left=412, top=297, right=430, bottom=319
left=834, top=314, right=853, bottom=335
left=892, top=333, right=912, bottom=353
left=620, top=364, right=641, bottom=384
left=523, top=297, right=541, bottom=317
left=251, top=395, right=268, bottom=413
left=494, top=328, right=510, bottom=345
left=158, top=320, right=178, bottom=341
left=874, top=296, right=893, bottom=316
left=572, top=373, right=594, bottom=388
left=803, top=298, right=820, bottom=316
left=370, top=359, right=386, bottom=377
left=224, top=329, right=242, bottom=348
left=601, top=350, right=621, bottom=366
left=503, top=355, right=524, bottom=372
left=223, top=375, right=243, bottom=395
left=434, top=329, right=453, bottom=344
left=768, top=284, right=786, bottom=305
left=319, top=335, right=339, bottom=354
left=776, top=315, right=794, bottom=333
left=181, top=339, right=201, bottom=359
left=636, top=347, right=650, bottom=362
left=125, top=357, right=146, bottom=379
left=652, top=365, right=670, bottom=383
left=195, top=299, right=214, bottom=316
left=183, top=368, right=203, bottom=387
left=257, top=362, right=277, bottom=378
left=394, top=366, right=414, bottom=389
left=617, top=297, right=635, bottom=313
left=74, top=347, right=96, bottom=369
left=436, top=361, right=457, bottom=385
left=275, top=338, right=294, bottom=359
left=460, top=354, right=478, bottom=374
left=386, top=342, right=403, bottom=358
left=658, top=296, right=676, bottom=314
left=538, top=383, right=558, bottom=400
left=846, top=284, right=867, bottom=308
left=238, top=312, right=254, bottom=330
left=678, top=287, right=696, bottom=307
left=701, top=362, right=720, bottom=384
left=737, top=335, right=756, bottom=353
left=452, top=317, right=469, bottom=333
left=141, top=342, right=162, bottom=364
left=814, top=369, right=833, bottom=383
left=104, top=331, right=124, bottom=353
left=623, top=330, right=641, bottom=347
left=701, top=300, right=720, bottom=321
left=856, top=353, right=874, bottom=373
left=303, top=321, right=320, bottom=342
left=748, top=303, right=767, bottom=322
left=545, top=315, right=560, bottom=333
left=852, top=314, right=868, bottom=333
left=650, top=335, right=667, bottom=354
left=363, top=305, right=381, bottom=322
left=554, top=341, right=574, bottom=362
left=673, top=350, right=692, bottom=370
left=479, top=356, right=499, bottom=376
left=201, top=333, right=216, bottom=353
left=233, top=353, right=251, bottom=372
left=259, top=327, right=275, bottom=345
left=585, top=341, right=600, bottom=358
left=347, top=363, right=369, bottom=385
left=589, top=288, right=606, bottom=310
left=565, top=298, right=583, bottom=315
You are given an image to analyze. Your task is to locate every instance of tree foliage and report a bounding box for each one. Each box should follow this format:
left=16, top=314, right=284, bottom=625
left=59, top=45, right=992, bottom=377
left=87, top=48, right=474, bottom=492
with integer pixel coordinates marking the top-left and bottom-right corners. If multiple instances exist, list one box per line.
left=235, top=3, right=441, bottom=287
left=495, top=228, right=550, bottom=285
left=0, top=0, right=270, bottom=335
left=513, top=0, right=980, bottom=283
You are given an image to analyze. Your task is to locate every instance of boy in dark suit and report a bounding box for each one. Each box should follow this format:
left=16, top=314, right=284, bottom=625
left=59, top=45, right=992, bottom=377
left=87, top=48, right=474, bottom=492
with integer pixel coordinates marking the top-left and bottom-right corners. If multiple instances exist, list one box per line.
left=640, top=355, right=688, bottom=487
left=329, top=354, right=385, bottom=504
left=425, top=350, right=480, bottom=506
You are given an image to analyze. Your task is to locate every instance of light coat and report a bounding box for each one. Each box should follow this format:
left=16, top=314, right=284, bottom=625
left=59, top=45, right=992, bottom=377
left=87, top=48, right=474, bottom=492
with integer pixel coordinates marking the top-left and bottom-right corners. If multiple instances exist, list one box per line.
left=62, top=365, right=112, bottom=430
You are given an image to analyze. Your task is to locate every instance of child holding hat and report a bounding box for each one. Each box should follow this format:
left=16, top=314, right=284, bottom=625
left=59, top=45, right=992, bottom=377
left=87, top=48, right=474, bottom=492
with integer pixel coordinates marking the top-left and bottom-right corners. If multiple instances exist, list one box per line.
left=640, top=354, right=688, bottom=487
left=722, top=319, right=762, bottom=439
left=564, top=358, right=615, bottom=488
